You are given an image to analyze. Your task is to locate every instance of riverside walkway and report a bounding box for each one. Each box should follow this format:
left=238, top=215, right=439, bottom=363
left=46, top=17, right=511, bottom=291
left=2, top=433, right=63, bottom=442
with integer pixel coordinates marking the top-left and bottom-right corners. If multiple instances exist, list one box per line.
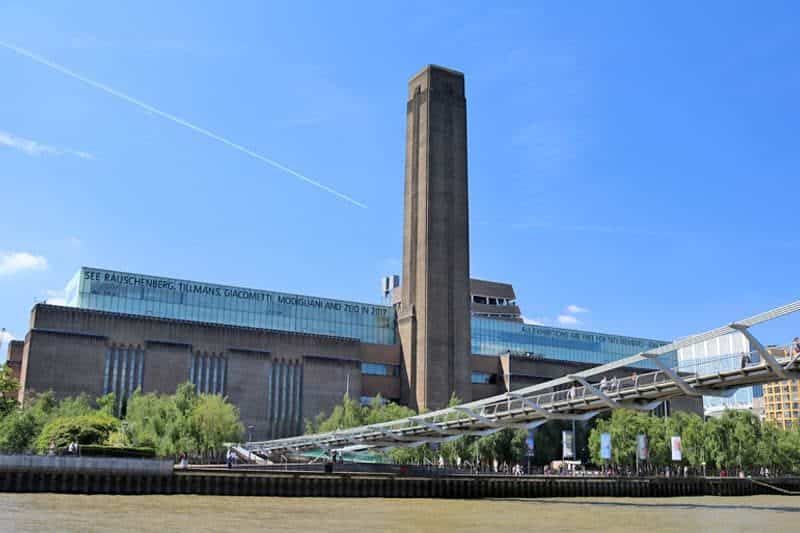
left=241, top=301, right=800, bottom=460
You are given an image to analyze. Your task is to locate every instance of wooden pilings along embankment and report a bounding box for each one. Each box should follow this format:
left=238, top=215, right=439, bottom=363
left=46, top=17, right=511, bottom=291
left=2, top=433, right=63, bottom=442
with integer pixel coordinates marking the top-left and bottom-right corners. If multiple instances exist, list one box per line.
left=0, top=468, right=782, bottom=498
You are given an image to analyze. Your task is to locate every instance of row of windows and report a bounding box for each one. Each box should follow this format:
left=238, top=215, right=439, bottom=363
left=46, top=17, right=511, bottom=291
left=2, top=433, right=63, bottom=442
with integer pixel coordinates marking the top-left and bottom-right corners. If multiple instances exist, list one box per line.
left=266, top=360, right=303, bottom=439
left=474, top=313, right=518, bottom=320
left=472, top=295, right=516, bottom=307
left=189, top=354, right=227, bottom=395
left=103, top=347, right=145, bottom=416
left=361, top=363, right=400, bottom=377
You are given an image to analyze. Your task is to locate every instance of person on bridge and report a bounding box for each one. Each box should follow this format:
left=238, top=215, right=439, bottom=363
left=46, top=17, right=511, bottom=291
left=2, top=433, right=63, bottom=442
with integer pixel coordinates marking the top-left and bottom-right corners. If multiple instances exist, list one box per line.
left=741, top=352, right=752, bottom=369
left=792, top=337, right=800, bottom=358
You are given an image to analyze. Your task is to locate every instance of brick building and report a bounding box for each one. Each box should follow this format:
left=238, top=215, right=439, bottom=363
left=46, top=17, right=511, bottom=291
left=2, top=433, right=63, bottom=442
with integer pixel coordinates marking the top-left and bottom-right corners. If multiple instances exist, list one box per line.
left=8, top=65, right=697, bottom=440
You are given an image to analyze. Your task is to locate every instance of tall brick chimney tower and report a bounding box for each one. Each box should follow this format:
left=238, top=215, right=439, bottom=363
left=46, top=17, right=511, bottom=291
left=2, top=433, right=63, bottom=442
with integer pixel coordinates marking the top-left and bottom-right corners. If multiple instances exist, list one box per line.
left=398, top=65, right=472, bottom=411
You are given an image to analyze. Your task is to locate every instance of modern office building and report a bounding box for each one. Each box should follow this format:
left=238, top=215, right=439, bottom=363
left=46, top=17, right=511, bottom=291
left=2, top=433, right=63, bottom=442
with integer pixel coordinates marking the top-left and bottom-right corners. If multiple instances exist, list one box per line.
left=9, top=65, right=696, bottom=440
left=762, top=346, right=800, bottom=428
left=676, top=331, right=764, bottom=418
left=763, top=380, right=800, bottom=429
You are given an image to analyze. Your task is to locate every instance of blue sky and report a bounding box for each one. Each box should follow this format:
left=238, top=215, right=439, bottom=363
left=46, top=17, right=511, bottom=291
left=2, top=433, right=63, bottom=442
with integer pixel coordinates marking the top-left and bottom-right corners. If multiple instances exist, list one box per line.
left=2, top=1, right=799, bottom=361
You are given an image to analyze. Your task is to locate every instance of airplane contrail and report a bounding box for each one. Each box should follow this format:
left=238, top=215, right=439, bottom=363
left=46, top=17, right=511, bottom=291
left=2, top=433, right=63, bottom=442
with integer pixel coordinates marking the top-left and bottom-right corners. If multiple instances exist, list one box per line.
left=0, top=40, right=368, bottom=209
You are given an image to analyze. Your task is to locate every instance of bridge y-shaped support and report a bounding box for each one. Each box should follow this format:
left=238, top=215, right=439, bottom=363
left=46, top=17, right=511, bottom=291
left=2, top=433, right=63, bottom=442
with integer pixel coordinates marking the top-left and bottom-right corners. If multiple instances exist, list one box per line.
left=642, top=353, right=701, bottom=396
left=568, top=375, right=620, bottom=409
left=508, top=392, right=599, bottom=421
left=730, top=323, right=789, bottom=379
left=453, top=406, right=499, bottom=426
left=409, top=417, right=447, bottom=433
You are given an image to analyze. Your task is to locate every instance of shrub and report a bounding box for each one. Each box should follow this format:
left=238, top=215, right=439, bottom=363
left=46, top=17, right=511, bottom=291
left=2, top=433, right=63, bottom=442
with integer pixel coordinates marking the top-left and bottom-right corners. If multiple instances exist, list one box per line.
left=35, top=413, right=120, bottom=452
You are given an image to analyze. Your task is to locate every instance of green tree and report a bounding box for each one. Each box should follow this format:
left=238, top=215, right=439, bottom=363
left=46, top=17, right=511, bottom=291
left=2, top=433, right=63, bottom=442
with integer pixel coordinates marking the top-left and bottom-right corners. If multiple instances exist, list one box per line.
left=35, top=413, right=120, bottom=451
left=0, top=364, right=19, bottom=419
left=188, top=394, right=244, bottom=455
left=124, top=383, right=243, bottom=457
left=0, top=391, right=59, bottom=452
left=0, top=410, right=38, bottom=453
left=589, top=409, right=651, bottom=465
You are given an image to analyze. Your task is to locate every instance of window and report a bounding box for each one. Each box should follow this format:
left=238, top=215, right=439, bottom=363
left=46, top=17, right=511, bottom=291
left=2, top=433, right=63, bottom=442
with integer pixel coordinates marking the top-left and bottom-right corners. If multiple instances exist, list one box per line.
left=471, top=371, right=497, bottom=385
left=488, top=298, right=497, bottom=306
left=473, top=295, right=487, bottom=305
left=361, top=362, right=400, bottom=377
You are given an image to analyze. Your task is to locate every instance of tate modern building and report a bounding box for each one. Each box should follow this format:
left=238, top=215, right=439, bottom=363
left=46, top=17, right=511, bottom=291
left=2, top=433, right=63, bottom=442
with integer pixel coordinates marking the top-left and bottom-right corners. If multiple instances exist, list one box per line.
left=8, top=66, right=688, bottom=440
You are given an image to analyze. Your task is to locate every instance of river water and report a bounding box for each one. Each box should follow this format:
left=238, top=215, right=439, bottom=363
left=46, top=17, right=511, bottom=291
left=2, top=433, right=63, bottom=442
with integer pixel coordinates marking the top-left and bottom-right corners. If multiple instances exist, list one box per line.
left=1, top=494, right=797, bottom=532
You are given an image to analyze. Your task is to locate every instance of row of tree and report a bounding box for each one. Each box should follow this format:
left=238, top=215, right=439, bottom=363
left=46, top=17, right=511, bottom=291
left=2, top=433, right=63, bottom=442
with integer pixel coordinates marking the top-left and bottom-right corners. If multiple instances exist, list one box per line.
left=0, top=364, right=243, bottom=458
left=306, top=394, right=530, bottom=466
left=588, top=408, right=800, bottom=473
left=311, top=394, right=800, bottom=473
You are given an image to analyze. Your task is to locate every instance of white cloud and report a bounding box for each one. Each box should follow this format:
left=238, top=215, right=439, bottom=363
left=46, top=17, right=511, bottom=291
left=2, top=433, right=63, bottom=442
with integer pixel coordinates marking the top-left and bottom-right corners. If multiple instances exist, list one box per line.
left=566, top=304, right=589, bottom=314
left=0, top=329, right=15, bottom=358
left=557, top=314, right=580, bottom=326
left=0, top=130, right=93, bottom=160
left=522, top=316, right=548, bottom=326
left=0, top=252, right=48, bottom=276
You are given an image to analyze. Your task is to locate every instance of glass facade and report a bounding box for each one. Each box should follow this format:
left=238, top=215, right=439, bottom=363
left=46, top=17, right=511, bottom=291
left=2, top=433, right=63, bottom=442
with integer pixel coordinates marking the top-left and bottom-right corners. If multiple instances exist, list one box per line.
left=677, top=332, right=755, bottom=414
left=361, top=362, right=400, bottom=377
left=65, top=268, right=673, bottom=370
left=471, top=317, right=675, bottom=368
left=68, top=267, right=396, bottom=345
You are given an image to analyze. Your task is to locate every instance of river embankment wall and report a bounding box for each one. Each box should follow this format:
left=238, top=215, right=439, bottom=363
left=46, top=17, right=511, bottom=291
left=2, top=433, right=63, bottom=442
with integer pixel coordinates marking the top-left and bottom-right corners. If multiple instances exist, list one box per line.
left=1, top=456, right=798, bottom=498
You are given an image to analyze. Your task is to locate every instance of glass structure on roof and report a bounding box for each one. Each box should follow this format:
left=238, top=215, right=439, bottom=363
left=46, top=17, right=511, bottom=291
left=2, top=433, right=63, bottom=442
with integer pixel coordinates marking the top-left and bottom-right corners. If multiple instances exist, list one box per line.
left=64, top=267, right=673, bottom=368
left=66, top=267, right=396, bottom=345
left=471, top=316, right=675, bottom=368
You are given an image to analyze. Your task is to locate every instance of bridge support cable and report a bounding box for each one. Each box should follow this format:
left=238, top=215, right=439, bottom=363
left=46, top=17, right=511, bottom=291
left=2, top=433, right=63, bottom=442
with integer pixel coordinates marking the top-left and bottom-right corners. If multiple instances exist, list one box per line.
left=641, top=353, right=701, bottom=397
left=730, top=323, right=789, bottom=379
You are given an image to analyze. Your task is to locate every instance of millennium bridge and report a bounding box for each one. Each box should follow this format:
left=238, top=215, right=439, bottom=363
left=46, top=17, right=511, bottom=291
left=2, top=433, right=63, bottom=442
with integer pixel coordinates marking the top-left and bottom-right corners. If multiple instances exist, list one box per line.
left=239, top=300, right=800, bottom=461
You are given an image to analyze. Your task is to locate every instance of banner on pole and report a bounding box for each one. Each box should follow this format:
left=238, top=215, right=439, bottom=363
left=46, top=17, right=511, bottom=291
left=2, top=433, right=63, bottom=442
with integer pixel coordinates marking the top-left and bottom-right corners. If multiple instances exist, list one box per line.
left=671, top=436, right=682, bottom=461
left=526, top=430, right=535, bottom=457
left=637, top=434, right=649, bottom=461
left=562, top=430, right=574, bottom=459
left=600, top=432, right=612, bottom=460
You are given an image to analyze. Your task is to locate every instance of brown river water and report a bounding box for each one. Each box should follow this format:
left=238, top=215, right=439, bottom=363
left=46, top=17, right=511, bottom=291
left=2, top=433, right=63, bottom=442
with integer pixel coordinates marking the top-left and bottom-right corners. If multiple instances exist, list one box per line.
left=1, top=494, right=797, bottom=532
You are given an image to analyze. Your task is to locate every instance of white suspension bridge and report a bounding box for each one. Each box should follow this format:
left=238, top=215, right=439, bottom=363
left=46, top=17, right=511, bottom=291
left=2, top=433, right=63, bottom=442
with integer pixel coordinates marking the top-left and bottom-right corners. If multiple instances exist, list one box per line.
left=238, top=300, right=800, bottom=461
